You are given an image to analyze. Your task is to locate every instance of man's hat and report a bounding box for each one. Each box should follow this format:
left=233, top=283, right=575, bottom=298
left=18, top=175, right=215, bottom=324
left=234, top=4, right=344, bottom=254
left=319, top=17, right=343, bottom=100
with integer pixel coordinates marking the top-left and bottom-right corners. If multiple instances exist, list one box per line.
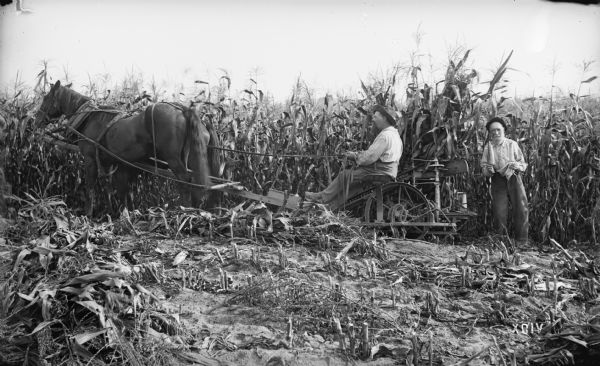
left=371, top=105, right=396, bottom=125
left=486, top=116, right=508, bottom=131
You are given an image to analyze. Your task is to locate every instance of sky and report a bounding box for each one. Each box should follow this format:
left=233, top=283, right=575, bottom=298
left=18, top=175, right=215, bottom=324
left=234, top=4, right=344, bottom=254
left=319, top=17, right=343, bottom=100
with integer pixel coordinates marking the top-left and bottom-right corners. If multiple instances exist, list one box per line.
left=1, top=0, right=599, bottom=102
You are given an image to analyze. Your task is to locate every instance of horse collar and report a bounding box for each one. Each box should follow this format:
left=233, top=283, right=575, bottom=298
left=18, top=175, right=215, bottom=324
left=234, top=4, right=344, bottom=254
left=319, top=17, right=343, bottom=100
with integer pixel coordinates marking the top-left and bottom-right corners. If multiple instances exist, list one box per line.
left=68, top=100, right=96, bottom=132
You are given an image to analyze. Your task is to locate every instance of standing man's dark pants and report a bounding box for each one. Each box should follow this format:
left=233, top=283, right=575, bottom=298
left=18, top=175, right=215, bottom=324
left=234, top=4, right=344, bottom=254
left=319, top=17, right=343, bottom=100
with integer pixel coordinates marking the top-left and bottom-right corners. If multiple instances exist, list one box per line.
left=491, top=173, right=529, bottom=241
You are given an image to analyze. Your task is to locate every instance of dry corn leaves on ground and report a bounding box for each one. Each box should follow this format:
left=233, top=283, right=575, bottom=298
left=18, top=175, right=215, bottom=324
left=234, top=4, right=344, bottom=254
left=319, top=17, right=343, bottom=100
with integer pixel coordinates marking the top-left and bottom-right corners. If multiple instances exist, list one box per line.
left=0, top=202, right=598, bottom=366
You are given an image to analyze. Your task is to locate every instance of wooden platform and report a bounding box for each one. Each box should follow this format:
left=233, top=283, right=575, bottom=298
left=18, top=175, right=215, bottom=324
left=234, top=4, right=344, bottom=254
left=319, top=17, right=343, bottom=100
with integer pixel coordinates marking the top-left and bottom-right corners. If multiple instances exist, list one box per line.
left=220, top=188, right=304, bottom=210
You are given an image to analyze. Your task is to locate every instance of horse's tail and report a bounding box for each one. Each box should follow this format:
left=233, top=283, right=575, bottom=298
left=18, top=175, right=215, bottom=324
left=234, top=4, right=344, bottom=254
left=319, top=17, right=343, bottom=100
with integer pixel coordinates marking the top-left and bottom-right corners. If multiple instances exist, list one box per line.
left=205, top=118, right=222, bottom=177
left=182, top=107, right=212, bottom=199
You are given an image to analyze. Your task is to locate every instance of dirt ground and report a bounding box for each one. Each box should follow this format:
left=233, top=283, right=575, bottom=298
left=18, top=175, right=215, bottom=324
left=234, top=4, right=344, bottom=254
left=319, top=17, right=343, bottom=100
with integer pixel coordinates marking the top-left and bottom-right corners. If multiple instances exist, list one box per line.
left=1, top=205, right=597, bottom=366
left=133, top=228, right=593, bottom=365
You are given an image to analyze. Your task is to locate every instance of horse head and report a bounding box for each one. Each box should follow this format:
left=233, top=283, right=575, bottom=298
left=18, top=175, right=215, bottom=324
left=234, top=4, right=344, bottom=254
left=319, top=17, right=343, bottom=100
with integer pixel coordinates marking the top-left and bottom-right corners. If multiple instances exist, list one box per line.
left=35, top=80, right=64, bottom=126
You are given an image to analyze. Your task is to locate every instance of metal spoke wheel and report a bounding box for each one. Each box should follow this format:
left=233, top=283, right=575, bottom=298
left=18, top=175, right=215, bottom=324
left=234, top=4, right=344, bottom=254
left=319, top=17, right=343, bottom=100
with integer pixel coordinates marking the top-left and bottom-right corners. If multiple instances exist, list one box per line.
left=363, top=182, right=434, bottom=236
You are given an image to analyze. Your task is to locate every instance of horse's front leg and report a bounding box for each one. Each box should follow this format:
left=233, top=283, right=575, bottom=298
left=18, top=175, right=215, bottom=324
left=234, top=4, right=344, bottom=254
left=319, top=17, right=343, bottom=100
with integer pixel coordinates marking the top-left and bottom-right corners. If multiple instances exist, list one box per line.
left=113, top=165, right=133, bottom=213
left=165, top=158, right=192, bottom=207
left=83, top=155, right=97, bottom=217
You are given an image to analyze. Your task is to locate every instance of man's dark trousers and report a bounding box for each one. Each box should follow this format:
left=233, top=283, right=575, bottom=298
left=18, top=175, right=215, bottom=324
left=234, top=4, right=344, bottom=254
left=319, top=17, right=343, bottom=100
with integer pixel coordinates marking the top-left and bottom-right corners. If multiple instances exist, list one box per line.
left=491, top=173, right=529, bottom=241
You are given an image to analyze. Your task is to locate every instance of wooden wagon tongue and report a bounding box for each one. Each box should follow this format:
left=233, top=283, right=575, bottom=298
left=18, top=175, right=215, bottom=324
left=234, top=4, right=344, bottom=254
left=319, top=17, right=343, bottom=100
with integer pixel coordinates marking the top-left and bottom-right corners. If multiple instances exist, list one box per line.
left=216, top=187, right=304, bottom=211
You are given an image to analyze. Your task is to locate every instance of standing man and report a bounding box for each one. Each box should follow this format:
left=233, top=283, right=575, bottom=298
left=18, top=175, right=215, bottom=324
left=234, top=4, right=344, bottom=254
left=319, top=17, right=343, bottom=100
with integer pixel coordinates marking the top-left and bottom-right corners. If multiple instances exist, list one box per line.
left=480, top=117, right=529, bottom=246
left=305, top=105, right=403, bottom=207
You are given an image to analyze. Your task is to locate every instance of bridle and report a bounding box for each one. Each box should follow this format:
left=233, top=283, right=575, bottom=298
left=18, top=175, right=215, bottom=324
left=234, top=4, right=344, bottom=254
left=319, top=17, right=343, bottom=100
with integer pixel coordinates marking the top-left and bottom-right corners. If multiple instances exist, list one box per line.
left=35, top=100, right=53, bottom=125
left=36, top=87, right=63, bottom=125
left=37, top=87, right=91, bottom=127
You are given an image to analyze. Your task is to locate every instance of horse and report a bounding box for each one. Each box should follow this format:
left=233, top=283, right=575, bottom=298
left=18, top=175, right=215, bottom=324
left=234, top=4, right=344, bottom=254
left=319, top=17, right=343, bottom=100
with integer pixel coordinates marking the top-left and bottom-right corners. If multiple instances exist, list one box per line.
left=35, top=80, right=219, bottom=216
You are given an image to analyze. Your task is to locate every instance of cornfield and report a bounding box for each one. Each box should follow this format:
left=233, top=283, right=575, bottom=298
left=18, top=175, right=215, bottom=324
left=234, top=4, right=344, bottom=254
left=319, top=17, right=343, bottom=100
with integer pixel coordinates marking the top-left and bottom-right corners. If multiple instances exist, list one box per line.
left=1, top=52, right=598, bottom=244
left=0, top=53, right=599, bottom=366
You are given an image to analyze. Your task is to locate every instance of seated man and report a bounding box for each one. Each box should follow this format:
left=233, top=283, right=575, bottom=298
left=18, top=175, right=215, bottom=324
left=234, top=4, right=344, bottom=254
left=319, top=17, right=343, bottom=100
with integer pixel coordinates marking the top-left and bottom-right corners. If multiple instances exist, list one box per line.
left=306, top=105, right=403, bottom=206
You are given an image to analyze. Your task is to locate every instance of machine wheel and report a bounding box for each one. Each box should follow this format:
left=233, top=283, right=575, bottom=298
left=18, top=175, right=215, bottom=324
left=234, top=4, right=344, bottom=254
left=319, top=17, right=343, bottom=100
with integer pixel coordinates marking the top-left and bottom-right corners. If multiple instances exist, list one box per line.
left=363, top=182, right=434, bottom=226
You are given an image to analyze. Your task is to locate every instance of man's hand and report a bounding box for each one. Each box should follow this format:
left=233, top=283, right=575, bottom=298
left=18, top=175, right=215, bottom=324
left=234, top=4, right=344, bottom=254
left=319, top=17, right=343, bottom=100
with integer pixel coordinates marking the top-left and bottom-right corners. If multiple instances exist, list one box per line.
left=482, top=164, right=494, bottom=177
left=507, top=162, right=522, bottom=171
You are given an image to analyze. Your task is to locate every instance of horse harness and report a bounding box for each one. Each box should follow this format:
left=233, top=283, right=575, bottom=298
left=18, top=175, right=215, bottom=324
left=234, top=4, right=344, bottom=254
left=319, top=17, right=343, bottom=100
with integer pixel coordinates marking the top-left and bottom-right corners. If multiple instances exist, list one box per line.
left=67, top=101, right=126, bottom=177
left=68, top=101, right=202, bottom=178
left=67, top=100, right=96, bottom=133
